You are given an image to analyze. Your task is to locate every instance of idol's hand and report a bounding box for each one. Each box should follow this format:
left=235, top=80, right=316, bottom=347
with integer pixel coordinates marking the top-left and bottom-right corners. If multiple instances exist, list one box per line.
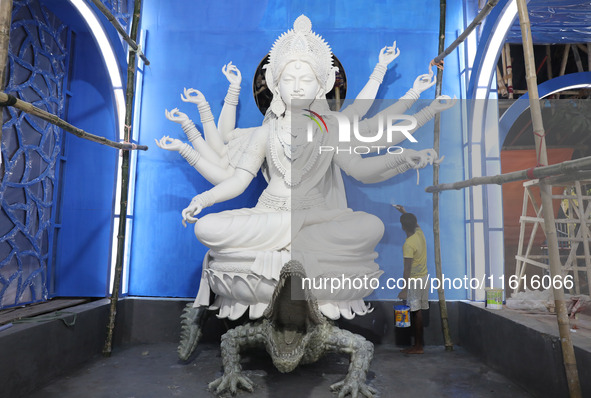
left=182, top=197, right=203, bottom=227
left=155, top=135, right=184, bottom=152
left=222, top=62, right=242, bottom=86
left=180, top=88, right=207, bottom=106
left=429, top=95, right=457, bottom=112
left=412, top=72, right=436, bottom=93
left=419, top=148, right=444, bottom=166
left=404, top=148, right=439, bottom=169
left=378, top=41, right=400, bottom=66
left=165, top=107, right=190, bottom=124
left=181, top=193, right=214, bottom=227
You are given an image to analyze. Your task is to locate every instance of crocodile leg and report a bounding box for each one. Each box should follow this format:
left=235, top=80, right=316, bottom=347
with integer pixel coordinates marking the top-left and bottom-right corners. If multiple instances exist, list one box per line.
left=209, top=323, right=265, bottom=395
left=325, top=325, right=377, bottom=398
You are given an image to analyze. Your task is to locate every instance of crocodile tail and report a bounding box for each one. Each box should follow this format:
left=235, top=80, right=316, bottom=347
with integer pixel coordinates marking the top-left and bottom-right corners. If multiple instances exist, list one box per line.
left=178, top=303, right=206, bottom=361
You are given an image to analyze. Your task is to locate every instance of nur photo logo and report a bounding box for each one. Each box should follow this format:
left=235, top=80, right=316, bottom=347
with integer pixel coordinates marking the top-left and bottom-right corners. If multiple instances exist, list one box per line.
left=303, top=110, right=418, bottom=155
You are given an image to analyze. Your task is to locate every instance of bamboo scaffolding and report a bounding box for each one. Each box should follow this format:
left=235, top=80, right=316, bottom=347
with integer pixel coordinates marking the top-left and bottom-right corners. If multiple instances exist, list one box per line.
left=496, top=66, right=508, bottom=96
left=89, top=0, right=149, bottom=65
left=0, top=92, right=147, bottom=151
left=560, top=44, right=570, bottom=77
left=517, top=1, right=580, bottom=395
left=513, top=89, right=583, bottom=96
left=505, top=44, right=514, bottom=99
left=513, top=180, right=591, bottom=296
left=0, top=1, right=11, bottom=92
left=103, top=0, right=143, bottom=357
left=515, top=185, right=543, bottom=291
left=426, top=155, right=591, bottom=193
left=547, top=170, right=591, bottom=185
left=546, top=45, right=553, bottom=80
left=501, top=42, right=507, bottom=82
left=0, top=0, right=13, bottom=171
left=574, top=181, right=591, bottom=295
left=432, top=0, right=454, bottom=352
left=571, top=45, right=584, bottom=73
left=431, top=0, right=499, bottom=65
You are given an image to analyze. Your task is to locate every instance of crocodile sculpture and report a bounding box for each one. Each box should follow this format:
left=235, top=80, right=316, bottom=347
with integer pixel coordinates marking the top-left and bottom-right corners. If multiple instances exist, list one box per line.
left=208, top=260, right=377, bottom=397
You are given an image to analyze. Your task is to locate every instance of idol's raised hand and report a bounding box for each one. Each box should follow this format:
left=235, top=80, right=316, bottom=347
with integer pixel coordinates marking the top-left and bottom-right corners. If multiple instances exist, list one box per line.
left=222, top=62, right=242, bottom=86
left=429, top=95, right=456, bottom=112
left=403, top=148, right=441, bottom=169
left=378, top=41, right=400, bottom=66
left=412, top=72, right=437, bottom=93
left=155, top=135, right=185, bottom=152
left=165, top=107, right=191, bottom=125
left=180, top=88, right=207, bottom=106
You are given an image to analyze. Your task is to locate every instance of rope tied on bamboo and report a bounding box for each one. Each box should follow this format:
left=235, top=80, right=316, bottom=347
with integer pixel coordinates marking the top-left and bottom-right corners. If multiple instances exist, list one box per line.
left=429, top=59, right=445, bottom=71
left=129, top=44, right=142, bottom=54
left=0, top=93, right=17, bottom=107
left=517, top=129, right=546, bottom=180
left=526, top=167, right=536, bottom=179
left=120, top=124, right=137, bottom=151
left=534, top=129, right=546, bottom=166
left=119, top=141, right=138, bottom=151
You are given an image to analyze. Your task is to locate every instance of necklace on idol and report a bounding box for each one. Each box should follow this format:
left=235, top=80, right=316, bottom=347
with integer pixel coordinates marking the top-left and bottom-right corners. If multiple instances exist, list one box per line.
left=270, top=119, right=324, bottom=186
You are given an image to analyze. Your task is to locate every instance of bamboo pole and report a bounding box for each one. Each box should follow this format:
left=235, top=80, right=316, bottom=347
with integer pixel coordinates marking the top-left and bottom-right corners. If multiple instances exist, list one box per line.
left=571, top=45, right=584, bottom=73
left=0, top=0, right=13, bottom=172
left=89, top=0, right=149, bottom=65
left=103, top=0, right=143, bottom=357
left=546, top=45, right=553, bottom=80
left=431, top=0, right=499, bottom=65
left=0, top=92, right=147, bottom=151
left=546, top=170, right=591, bottom=185
left=505, top=44, right=514, bottom=99
left=501, top=42, right=507, bottom=83
left=432, top=0, right=453, bottom=352
left=513, top=89, right=583, bottom=96
left=513, top=188, right=529, bottom=292
left=559, top=44, right=570, bottom=76
left=0, top=0, right=11, bottom=91
left=575, top=44, right=588, bottom=55
left=515, top=1, right=581, bottom=396
left=574, top=181, right=591, bottom=297
left=426, top=155, right=591, bottom=193
left=496, top=66, right=508, bottom=96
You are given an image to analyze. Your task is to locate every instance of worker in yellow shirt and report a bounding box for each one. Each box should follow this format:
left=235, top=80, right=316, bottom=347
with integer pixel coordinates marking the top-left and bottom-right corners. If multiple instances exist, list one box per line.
left=394, top=205, right=429, bottom=354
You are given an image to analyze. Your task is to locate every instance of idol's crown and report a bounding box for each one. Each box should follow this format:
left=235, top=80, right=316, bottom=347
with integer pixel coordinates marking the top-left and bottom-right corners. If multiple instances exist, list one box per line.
left=267, top=15, right=334, bottom=88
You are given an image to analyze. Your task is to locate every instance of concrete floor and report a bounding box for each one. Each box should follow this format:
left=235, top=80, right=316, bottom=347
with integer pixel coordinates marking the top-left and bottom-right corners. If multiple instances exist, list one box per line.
left=25, top=342, right=532, bottom=398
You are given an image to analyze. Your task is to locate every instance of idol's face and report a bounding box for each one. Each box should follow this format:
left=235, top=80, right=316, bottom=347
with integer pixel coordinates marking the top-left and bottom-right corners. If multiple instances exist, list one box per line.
left=278, top=61, right=320, bottom=109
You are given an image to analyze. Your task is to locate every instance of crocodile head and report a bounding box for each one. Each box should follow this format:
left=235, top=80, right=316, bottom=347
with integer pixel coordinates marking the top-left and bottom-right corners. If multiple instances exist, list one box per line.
left=263, top=260, right=325, bottom=373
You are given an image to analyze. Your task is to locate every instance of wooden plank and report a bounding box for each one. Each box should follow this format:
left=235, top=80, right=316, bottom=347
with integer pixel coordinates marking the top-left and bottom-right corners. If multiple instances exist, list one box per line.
left=514, top=187, right=529, bottom=292
left=552, top=195, right=591, bottom=200
left=516, top=187, right=543, bottom=291
left=527, top=255, right=589, bottom=260
left=515, top=255, right=550, bottom=270
left=520, top=217, right=586, bottom=224
left=0, top=298, right=89, bottom=325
